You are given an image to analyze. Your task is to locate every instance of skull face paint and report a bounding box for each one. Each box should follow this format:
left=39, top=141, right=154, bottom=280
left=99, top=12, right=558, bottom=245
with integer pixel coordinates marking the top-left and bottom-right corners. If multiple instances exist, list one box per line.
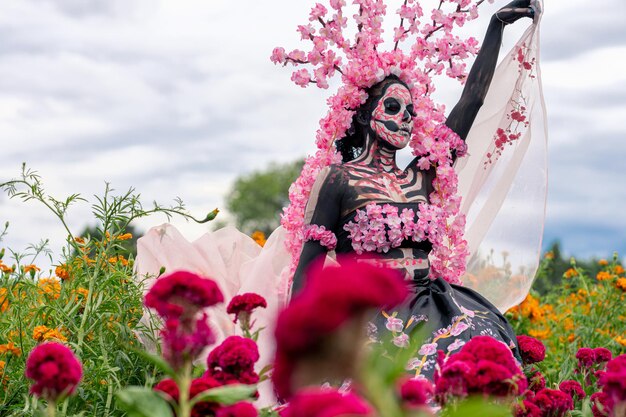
left=370, top=83, right=415, bottom=149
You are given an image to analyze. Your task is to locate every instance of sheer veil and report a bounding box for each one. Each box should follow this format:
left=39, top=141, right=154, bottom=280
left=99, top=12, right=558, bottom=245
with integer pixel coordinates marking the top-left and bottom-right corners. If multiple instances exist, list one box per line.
left=455, top=1, right=547, bottom=312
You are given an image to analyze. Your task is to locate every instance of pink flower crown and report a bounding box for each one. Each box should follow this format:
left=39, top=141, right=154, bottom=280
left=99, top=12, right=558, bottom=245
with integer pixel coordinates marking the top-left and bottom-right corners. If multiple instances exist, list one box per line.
left=273, top=0, right=489, bottom=283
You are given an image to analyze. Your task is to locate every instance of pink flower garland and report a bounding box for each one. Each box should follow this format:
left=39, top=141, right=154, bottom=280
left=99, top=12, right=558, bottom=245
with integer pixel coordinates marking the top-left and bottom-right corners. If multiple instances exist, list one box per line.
left=273, top=0, right=485, bottom=286
left=303, top=224, right=338, bottom=251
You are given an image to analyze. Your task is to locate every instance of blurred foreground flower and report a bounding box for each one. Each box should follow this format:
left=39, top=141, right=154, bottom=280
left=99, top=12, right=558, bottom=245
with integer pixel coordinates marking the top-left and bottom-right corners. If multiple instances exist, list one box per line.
left=272, top=258, right=408, bottom=399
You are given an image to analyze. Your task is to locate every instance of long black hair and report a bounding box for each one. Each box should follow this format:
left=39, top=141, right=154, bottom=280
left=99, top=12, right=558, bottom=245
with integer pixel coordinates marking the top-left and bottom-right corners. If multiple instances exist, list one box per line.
left=335, top=75, right=410, bottom=163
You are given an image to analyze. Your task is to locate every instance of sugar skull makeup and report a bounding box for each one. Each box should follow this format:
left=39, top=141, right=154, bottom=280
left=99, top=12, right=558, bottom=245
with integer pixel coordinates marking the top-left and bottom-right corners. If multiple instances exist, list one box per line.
left=370, top=83, right=415, bottom=149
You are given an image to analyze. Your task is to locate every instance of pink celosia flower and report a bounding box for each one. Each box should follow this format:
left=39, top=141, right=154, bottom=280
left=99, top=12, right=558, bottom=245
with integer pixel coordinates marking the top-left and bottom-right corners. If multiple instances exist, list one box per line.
left=531, top=388, right=574, bottom=416
left=144, top=270, right=223, bottom=320
left=227, top=293, right=267, bottom=324
left=25, top=342, right=83, bottom=402
left=189, top=377, right=222, bottom=417
left=273, top=259, right=408, bottom=399
left=154, top=378, right=179, bottom=402
left=597, top=354, right=626, bottom=413
left=155, top=377, right=222, bottom=417
left=576, top=347, right=596, bottom=368
left=216, top=402, right=258, bottom=417
left=399, top=377, right=434, bottom=408
left=435, top=336, right=526, bottom=400
left=280, top=387, right=373, bottom=417
left=513, top=399, right=542, bottom=417
left=206, top=336, right=260, bottom=385
left=526, top=367, right=546, bottom=392
left=590, top=391, right=610, bottom=417
left=161, top=313, right=215, bottom=370
left=559, top=380, right=586, bottom=401
left=593, top=347, right=613, bottom=364
left=517, top=335, right=546, bottom=364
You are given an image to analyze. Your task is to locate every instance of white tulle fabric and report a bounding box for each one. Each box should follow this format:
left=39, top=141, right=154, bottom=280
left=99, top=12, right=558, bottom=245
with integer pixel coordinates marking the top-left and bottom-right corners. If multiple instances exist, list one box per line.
left=456, top=7, right=547, bottom=313
left=135, top=224, right=292, bottom=403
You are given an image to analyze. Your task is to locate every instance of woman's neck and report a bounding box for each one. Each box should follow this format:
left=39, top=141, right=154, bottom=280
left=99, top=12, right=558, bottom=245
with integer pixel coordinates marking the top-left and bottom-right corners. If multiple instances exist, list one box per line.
left=352, top=132, right=399, bottom=173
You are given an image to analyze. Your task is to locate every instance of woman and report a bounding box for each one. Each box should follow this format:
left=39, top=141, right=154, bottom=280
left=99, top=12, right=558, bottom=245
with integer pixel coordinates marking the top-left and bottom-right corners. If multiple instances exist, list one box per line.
left=291, top=1, right=537, bottom=377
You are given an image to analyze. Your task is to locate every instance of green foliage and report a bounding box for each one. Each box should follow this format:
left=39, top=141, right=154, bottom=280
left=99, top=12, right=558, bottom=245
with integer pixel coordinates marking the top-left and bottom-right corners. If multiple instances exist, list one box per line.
left=507, top=252, right=626, bottom=394
left=116, top=387, right=173, bottom=417
left=0, top=165, right=213, bottom=417
left=225, top=160, right=304, bottom=235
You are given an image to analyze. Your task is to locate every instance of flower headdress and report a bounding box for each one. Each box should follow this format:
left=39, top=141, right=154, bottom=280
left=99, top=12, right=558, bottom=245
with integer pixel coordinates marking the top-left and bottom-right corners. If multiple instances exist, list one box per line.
left=273, top=0, right=494, bottom=284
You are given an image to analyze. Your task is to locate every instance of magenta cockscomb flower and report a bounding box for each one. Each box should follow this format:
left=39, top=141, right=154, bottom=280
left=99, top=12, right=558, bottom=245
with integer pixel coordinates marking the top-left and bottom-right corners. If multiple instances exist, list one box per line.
left=517, top=335, right=546, bottom=365
left=25, top=342, right=83, bottom=402
left=434, top=336, right=526, bottom=401
left=144, top=270, right=223, bottom=320
left=161, top=313, right=215, bottom=370
left=205, top=336, right=260, bottom=386
left=597, top=354, right=626, bottom=413
left=280, top=388, right=373, bottom=417
left=531, top=388, right=574, bottom=416
left=593, top=347, right=612, bottom=365
left=576, top=347, right=596, bottom=368
left=215, top=402, right=258, bottom=417
left=399, top=377, right=434, bottom=408
left=272, top=259, right=407, bottom=399
left=226, top=293, right=267, bottom=328
left=559, top=380, right=586, bottom=401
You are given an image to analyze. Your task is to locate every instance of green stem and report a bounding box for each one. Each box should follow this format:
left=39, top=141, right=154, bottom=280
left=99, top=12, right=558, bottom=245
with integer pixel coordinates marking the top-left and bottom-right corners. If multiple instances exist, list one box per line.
left=177, top=362, right=193, bottom=417
left=46, top=400, right=56, bottom=417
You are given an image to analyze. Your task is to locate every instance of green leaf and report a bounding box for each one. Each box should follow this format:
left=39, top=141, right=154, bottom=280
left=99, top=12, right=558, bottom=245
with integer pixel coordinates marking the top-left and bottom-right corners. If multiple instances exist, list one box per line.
left=442, top=397, right=512, bottom=417
left=189, top=384, right=257, bottom=406
left=115, top=386, right=174, bottom=417
left=128, top=346, right=176, bottom=377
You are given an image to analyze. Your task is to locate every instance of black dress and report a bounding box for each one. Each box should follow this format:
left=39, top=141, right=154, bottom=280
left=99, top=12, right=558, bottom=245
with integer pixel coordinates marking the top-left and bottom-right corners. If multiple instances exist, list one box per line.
left=334, top=204, right=521, bottom=379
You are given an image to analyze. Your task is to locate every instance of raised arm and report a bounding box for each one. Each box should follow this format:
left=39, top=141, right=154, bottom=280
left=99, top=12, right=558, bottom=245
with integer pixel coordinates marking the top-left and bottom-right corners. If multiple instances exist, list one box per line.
left=292, top=166, right=343, bottom=294
left=446, top=0, right=535, bottom=154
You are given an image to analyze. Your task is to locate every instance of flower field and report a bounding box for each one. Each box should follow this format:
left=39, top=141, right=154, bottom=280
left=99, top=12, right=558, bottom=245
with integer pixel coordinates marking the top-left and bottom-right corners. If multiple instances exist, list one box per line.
left=1, top=170, right=625, bottom=417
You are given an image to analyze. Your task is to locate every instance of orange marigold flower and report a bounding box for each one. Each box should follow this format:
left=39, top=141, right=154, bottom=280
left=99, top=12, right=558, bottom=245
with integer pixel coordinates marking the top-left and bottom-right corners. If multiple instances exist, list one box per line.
left=0, top=360, right=4, bottom=373
left=614, top=265, right=625, bottom=275
left=37, top=278, right=62, bottom=300
left=117, top=233, right=133, bottom=241
left=563, top=268, right=578, bottom=279
left=108, top=255, right=129, bottom=266
left=0, top=288, right=8, bottom=313
left=616, top=278, right=626, bottom=291
left=567, top=334, right=576, bottom=343
left=563, top=318, right=575, bottom=331
left=0, top=342, right=21, bottom=356
left=528, top=328, right=552, bottom=340
left=33, top=326, right=67, bottom=342
left=23, top=264, right=40, bottom=274
left=596, top=271, right=613, bottom=281
left=615, top=336, right=626, bottom=347
left=55, top=264, right=70, bottom=281
left=598, top=259, right=609, bottom=266
left=251, top=231, right=267, bottom=247
left=0, top=261, right=13, bottom=274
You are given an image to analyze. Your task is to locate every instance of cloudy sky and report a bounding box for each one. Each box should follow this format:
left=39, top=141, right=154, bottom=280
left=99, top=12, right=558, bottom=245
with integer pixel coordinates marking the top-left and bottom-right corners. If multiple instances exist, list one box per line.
left=1, top=0, right=625, bottom=270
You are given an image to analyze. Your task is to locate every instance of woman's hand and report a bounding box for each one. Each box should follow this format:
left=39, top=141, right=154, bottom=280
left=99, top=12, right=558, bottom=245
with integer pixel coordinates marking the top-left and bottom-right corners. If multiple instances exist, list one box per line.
left=493, top=0, right=536, bottom=25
